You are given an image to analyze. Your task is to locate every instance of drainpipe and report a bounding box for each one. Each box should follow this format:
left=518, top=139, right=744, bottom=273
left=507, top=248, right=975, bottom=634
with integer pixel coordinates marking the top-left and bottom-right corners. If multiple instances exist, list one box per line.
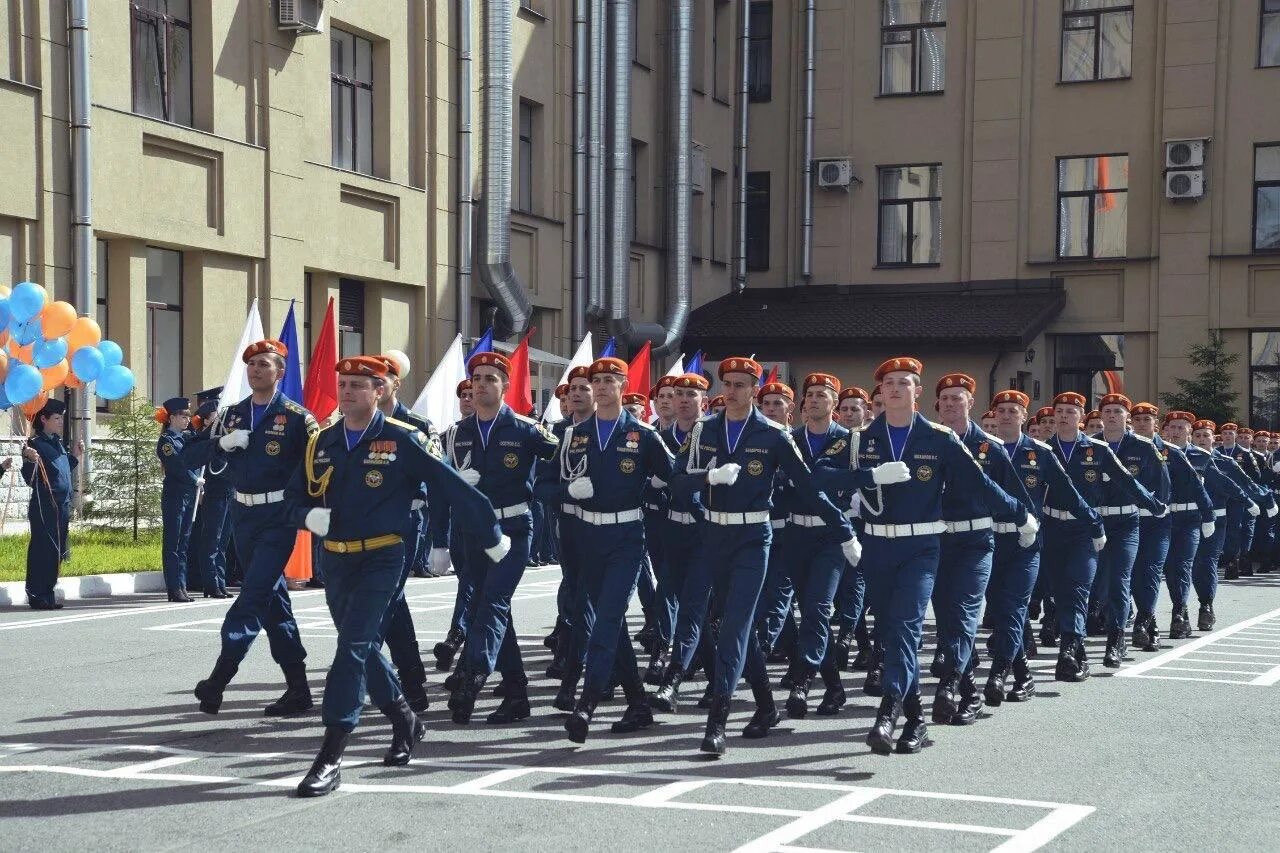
left=732, top=0, right=752, bottom=292
left=571, top=0, right=589, bottom=341
left=456, top=0, right=474, bottom=337
left=800, top=0, right=815, bottom=281
left=69, top=0, right=94, bottom=486
left=586, top=0, right=606, bottom=320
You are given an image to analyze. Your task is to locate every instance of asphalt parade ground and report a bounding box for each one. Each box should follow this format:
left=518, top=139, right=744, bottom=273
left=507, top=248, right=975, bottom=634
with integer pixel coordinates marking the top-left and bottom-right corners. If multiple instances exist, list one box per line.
left=2, top=567, right=1279, bottom=852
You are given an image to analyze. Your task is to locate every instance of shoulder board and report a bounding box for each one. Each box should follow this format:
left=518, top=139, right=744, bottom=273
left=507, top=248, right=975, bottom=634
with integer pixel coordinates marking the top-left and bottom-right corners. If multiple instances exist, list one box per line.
left=763, top=417, right=788, bottom=430
left=511, top=412, right=539, bottom=426
left=281, top=398, right=307, bottom=415
left=1031, top=438, right=1053, bottom=451
left=632, top=419, right=656, bottom=431
left=979, top=429, right=1002, bottom=444
left=1130, top=433, right=1154, bottom=445
left=928, top=421, right=955, bottom=435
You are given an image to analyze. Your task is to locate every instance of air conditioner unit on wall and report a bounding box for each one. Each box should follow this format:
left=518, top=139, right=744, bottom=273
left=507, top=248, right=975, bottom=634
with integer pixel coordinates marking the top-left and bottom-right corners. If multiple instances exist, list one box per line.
left=1165, top=139, right=1205, bottom=169
left=1166, top=170, right=1204, bottom=200
left=816, top=158, right=857, bottom=190
left=279, top=0, right=324, bottom=34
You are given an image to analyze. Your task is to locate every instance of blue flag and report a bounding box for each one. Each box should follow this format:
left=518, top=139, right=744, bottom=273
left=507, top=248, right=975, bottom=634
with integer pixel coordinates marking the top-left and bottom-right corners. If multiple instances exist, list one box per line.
left=600, top=337, right=617, bottom=358
left=468, top=327, right=494, bottom=360
left=278, top=300, right=304, bottom=405
left=686, top=350, right=703, bottom=378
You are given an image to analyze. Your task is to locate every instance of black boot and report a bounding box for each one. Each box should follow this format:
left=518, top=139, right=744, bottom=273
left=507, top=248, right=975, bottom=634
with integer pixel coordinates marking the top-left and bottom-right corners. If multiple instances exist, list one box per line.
left=1224, top=558, right=1240, bottom=580
left=1198, top=600, right=1215, bottom=631
left=433, top=627, right=464, bottom=671
left=984, top=660, right=1010, bottom=707
left=264, top=661, right=313, bottom=716
left=543, top=619, right=563, bottom=649
left=565, top=690, right=599, bottom=743
left=401, top=665, right=431, bottom=715
left=699, top=695, right=730, bottom=756
left=552, top=683, right=577, bottom=713
left=896, top=692, right=929, bottom=754
left=1086, top=606, right=1106, bottom=637
left=833, top=627, right=853, bottom=671
left=742, top=678, right=780, bottom=738
left=649, top=663, right=684, bottom=713
left=816, top=657, right=846, bottom=716
left=1103, top=629, right=1123, bottom=668
left=1145, top=616, right=1162, bottom=651
left=194, top=656, right=239, bottom=714
left=931, top=673, right=959, bottom=724
left=928, top=648, right=947, bottom=679
left=951, top=668, right=982, bottom=725
left=296, top=726, right=350, bottom=798
left=1055, top=634, right=1088, bottom=682
left=778, top=658, right=799, bottom=691
left=1023, top=621, right=1039, bottom=659
left=449, top=671, right=486, bottom=724
left=862, top=645, right=884, bottom=696
left=1132, top=611, right=1153, bottom=651
left=697, top=681, right=715, bottom=710
left=612, top=677, right=654, bottom=734
left=643, top=648, right=669, bottom=687
left=1242, top=557, right=1256, bottom=577
left=1006, top=654, right=1036, bottom=701
left=380, top=695, right=427, bottom=766
left=486, top=677, right=531, bottom=724
left=785, top=671, right=814, bottom=720
left=1169, top=606, right=1192, bottom=639
left=866, top=695, right=900, bottom=756
left=443, top=658, right=466, bottom=692
left=1039, top=619, right=1059, bottom=648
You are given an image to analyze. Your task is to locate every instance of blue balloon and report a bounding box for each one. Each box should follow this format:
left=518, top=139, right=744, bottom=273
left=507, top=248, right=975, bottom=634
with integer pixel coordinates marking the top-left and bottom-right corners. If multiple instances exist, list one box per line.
left=96, top=364, right=135, bottom=400
left=12, top=318, right=41, bottom=346
left=0, top=385, right=9, bottom=411
left=4, top=362, right=42, bottom=405
left=0, top=297, right=10, bottom=329
left=71, top=345, right=105, bottom=382
left=34, top=336, right=68, bottom=369
left=98, top=339, right=124, bottom=368
left=8, top=281, right=46, bottom=323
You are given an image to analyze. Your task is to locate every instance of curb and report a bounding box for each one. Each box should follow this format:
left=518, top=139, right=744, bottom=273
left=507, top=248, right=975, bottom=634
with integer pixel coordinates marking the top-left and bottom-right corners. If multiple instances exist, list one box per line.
left=0, top=570, right=166, bottom=607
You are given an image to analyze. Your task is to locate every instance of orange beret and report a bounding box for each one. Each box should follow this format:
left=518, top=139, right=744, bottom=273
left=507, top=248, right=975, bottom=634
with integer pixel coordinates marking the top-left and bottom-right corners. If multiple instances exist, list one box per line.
left=1085, top=410, right=1102, bottom=422
left=1193, top=419, right=1216, bottom=432
left=803, top=373, right=841, bottom=394
left=1221, top=422, right=1239, bottom=432
left=468, top=351, right=512, bottom=375
left=871, top=384, right=882, bottom=399
left=1099, top=393, right=1132, bottom=411
left=992, top=390, right=1030, bottom=409
left=874, top=356, right=923, bottom=382
left=554, top=383, right=570, bottom=399
left=674, top=373, right=710, bottom=390
left=839, top=386, right=870, bottom=404
left=590, top=357, right=628, bottom=378
left=568, top=365, right=591, bottom=383
left=622, top=392, right=647, bottom=406
left=1237, top=427, right=1254, bottom=437
left=718, top=356, right=763, bottom=381
left=982, top=410, right=996, bottom=420
left=708, top=395, right=726, bottom=409
left=377, top=354, right=402, bottom=377
left=456, top=379, right=472, bottom=397
left=336, top=355, right=390, bottom=379
left=242, top=339, right=288, bottom=363
left=656, top=375, right=680, bottom=391
left=1163, top=410, right=1195, bottom=426
left=935, top=373, right=976, bottom=396
left=1256, top=430, right=1272, bottom=439
left=1053, top=392, right=1087, bottom=410
left=1130, top=402, right=1159, bottom=417
left=757, top=382, right=794, bottom=403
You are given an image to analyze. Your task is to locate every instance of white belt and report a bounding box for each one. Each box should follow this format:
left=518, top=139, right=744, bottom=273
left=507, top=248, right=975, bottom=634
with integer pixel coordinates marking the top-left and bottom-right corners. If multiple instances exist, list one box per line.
left=235, top=490, right=284, bottom=506
left=771, top=518, right=786, bottom=529
left=645, top=503, right=663, bottom=513
left=1142, top=502, right=1194, bottom=516
left=667, top=510, right=697, bottom=525
left=495, top=502, right=530, bottom=520
left=1044, top=507, right=1076, bottom=521
left=788, top=514, right=827, bottom=528
left=993, top=522, right=1018, bottom=534
left=944, top=517, right=993, bottom=534
left=560, top=503, right=579, bottom=517
left=1214, top=508, right=1227, bottom=517
left=865, top=521, right=947, bottom=538
left=1098, top=504, right=1137, bottom=517
left=578, top=508, right=644, bottom=526
left=707, top=510, right=771, bottom=526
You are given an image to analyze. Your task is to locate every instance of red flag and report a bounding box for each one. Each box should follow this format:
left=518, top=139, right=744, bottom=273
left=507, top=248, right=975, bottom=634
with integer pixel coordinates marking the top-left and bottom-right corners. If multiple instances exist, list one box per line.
left=626, top=341, right=652, bottom=398
left=504, top=329, right=535, bottom=415
left=304, top=297, right=338, bottom=422
left=764, top=365, right=779, bottom=386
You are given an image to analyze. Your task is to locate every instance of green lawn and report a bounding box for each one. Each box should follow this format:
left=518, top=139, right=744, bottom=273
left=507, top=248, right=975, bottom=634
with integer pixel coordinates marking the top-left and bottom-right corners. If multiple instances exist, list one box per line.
left=0, top=528, right=163, bottom=582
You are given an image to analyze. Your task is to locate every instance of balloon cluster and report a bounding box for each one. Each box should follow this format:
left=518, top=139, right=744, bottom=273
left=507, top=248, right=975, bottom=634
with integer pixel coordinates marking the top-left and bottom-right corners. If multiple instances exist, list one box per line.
left=0, top=281, right=135, bottom=419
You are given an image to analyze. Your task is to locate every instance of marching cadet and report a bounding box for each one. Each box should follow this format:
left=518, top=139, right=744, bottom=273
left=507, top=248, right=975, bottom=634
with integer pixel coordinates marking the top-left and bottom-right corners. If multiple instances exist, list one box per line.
left=20, top=399, right=82, bottom=611
left=1192, top=420, right=1260, bottom=629
left=156, top=396, right=200, bottom=602
left=1090, top=394, right=1169, bottom=667
left=546, top=356, right=674, bottom=743
left=653, top=379, right=677, bottom=431
left=433, top=378, right=477, bottom=672
left=831, top=386, right=875, bottom=673
left=671, top=357, right=861, bottom=756
left=1041, top=392, right=1163, bottom=682
left=709, top=395, right=726, bottom=415
left=638, top=376, right=679, bottom=677
left=834, top=385, right=871, bottom=431
left=1161, top=413, right=1241, bottom=638
left=986, top=391, right=1094, bottom=705
left=871, top=385, right=885, bottom=419
left=1215, top=422, right=1275, bottom=580
left=285, top=356, right=506, bottom=797
left=623, top=392, right=648, bottom=421
left=1239, top=428, right=1275, bottom=575
left=1085, top=411, right=1104, bottom=435
left=190, top=389, right=234, bottom=598
left=446, top=351, right=560, bottom=725
left=1128, top=404, right=1212, bottom=652
left=931, top=375, right=1035, bottom=725
left=850, top=358, right=1031, bottom=755
left=185, top=340, right=321, bottom=717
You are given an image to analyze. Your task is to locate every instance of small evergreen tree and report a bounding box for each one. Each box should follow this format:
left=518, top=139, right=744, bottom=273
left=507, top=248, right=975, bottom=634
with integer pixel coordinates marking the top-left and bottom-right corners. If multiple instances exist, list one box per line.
left=1160, top=329, right=1240, bottom=425
left=86, top=392, right=162, bottom=540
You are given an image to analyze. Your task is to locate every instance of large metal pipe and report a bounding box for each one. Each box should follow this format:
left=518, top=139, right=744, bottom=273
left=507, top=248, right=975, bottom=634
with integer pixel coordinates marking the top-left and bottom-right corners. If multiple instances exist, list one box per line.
left=655, top=0, right=694, bottom=357
left=69, top=0, right=94, bottom=476
left=477, top=0, right=533, bottom=340
left=571, top=0, right=589, bottom=341
left=732, top=0, right=752, bottom=292
left=456, top=0, right=474, bottom=337
left=586, top=0, right=606, bottom=320
left=800, top=0, right=816, bottom=281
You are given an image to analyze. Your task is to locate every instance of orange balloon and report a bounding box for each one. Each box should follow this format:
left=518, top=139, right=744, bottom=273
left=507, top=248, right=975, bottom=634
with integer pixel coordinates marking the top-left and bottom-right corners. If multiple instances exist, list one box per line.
left=11, top=342, right=34, bottom=363
left=0, top=352, right=7, bottom=381
left=40, top=359, right=69, bottom=390
left=40, top=300, right=77, bottom=340
left=66, top=316, right=102, bottom=353
left=21, top=391, right=49, bottom=420
left=64, top=371, right=84, bottom=390
left=0, top=284, right=10, bottom=299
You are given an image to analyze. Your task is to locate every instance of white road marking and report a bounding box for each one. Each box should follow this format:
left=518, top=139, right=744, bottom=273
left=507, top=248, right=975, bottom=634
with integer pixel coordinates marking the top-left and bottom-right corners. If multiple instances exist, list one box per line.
left=1116, top=606, right=1280, bottom=684
left=731, top=790, right=884, bottom=853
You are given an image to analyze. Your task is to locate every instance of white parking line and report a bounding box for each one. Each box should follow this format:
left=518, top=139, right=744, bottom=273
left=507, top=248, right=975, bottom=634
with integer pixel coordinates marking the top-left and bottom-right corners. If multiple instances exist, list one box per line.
left=1117, top=606, right=1280, bottom=685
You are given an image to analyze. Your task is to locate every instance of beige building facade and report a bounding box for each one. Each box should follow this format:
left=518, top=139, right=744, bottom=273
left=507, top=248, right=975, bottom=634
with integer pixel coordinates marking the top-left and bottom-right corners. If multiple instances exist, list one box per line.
left=1, top=1, right=1279, bottom=427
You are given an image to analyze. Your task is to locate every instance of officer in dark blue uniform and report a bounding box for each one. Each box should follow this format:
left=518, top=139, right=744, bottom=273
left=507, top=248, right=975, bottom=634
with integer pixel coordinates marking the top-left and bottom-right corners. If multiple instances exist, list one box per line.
left=432, top=378, right=477, bottom=672
left=832, top=385, right=875, bottom=671
left=1215, top=422, right=1274, bottom=580
left=446, top=350, right=560, bottom=725
left=850, top=358, right=1030, bottom=755
left=185, top=339, right=319, bottom=717
left=1205, top=421, right=1267, bottom=624
left=20, top=399, right=81, bottom=610
left=286, top=355, right=506, bottom=797
left=156, top=396, right=200, bottom=602
left=641, top=374, right=682, bottom=683
left=1242, top=429, right=1275, bottom=574
left=671, top=357, right=859, bottom=756
left=190, top=388, right=235, bottom=599
left=1129, top=405, right=1212, bottom=652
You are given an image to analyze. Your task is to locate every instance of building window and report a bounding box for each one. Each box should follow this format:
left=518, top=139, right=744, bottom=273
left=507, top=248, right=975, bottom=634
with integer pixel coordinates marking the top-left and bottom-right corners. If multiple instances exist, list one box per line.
left=747, top=2, right=773, bottom=102
left=711, top=168, right=727, bottom=262
left=1053, top=333, right=1124, bottom=407
left=130, top=0, right=193, bottom=126
left=518, top=101, right=536, bottom=213
left=745, top=171, right=770, bottom=271
left=880, top=0, right=946, bottom=95
left=1255, top=144, right=1280, bottom=251
left=1057, top=154, right=1128, bottom=258
left=146, top=247, right=183, bottom=403
left=1251, top=331, right=1280, bottom=429
left=338, top=278, right=365, bottom=358
left=1264, top=0, right=1280, bottom=67
left=877, top=164, right=942, bottom=266
left=1060, top=1, right=1133, bottom=82
left=331, top=29, right=374, bottom=175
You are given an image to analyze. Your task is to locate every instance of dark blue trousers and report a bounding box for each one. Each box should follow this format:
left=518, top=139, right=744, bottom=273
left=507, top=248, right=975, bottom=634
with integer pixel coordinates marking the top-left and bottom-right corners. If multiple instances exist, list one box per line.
left=783, top=526, right=846, bottom=671
left=861, top=533, right=939, bottom=701
left=1041, top=519, right=1098, bottom=641
left=219, top=505, right=307, bottom=667
left=161, top=484, right=197, bottom=593
left=1132, top=514, right=1174, bottom=615
left=25, top=497, right=68, bottom=604
left=645, top=509, right=676, bottom=645
left=933, top=529, right=995, bottom=675
left=382, top=513, right=427, bottom=685
left=671, top=529, right=715, bottom=673
left=581, top=521, right=645, bottom=694
left=1192, top=514, right=1228, bottom=603
left=1159, top=515, right=1203, bottom=611
left=195, top=493, right=232, bottom=592
left=1096, top=514, right=1140, bottom=632
left=987, top=534, right=1040, bottom=663
left=449, top=534, right=474, bottom=634
left=703, top=523, right=773, bottom=697
left=462, top=521, right=531, bottom=681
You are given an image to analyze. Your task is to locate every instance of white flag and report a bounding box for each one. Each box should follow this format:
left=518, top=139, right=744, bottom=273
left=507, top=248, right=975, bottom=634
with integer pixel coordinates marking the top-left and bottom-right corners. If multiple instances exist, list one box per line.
left=218, top=298, right=264, bottom=411
left=413, top=333, right=466, bottom=427
left=541, top=333, right=594, bottom=424
left=651, top=353, right=684, bottom=419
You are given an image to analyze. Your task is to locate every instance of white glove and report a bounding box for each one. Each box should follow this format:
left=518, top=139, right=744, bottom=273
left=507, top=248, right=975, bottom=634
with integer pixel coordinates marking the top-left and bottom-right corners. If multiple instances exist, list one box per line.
left=1273, top=461, right=1280, bottom=474
left=304, top=508, right=331, bottom=537
left=195, top=477, right=205, bottom=488
left=218, top=429, right=250, bottom=452
left=429, top=547, right=452, bottom=576
left=484, top=534, right=512, bottom=563
left=1093, top=535, right=1107, bottom=553
left=1247, top=501, right=1261, bottom=518
left=411, top=498, right=426, bottom=511
left=1268, top=503, right=1278, bottom=519
left=1155, top=503, right=1169, bottom=519
left=841, top=536, right=862, bottom=567
left=1017, top=515, right=1040, bottom=549
left=1201, top=521, right=1215, bottom=539
left=1102, top=472, right=1111, bottom=482
left=650, top=475, right=667, bottom=488
left=568, top=477, right=594, bottom=500
left=708, top=463, right=741, bottom=486
left=458, top=468, right=481, bottom=486
left=871, top=461, right=911, bottom=485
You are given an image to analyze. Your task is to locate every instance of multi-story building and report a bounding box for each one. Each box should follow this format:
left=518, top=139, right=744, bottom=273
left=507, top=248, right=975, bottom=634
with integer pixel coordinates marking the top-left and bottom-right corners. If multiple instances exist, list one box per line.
left=1, top=1, right=1279, bottom=427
